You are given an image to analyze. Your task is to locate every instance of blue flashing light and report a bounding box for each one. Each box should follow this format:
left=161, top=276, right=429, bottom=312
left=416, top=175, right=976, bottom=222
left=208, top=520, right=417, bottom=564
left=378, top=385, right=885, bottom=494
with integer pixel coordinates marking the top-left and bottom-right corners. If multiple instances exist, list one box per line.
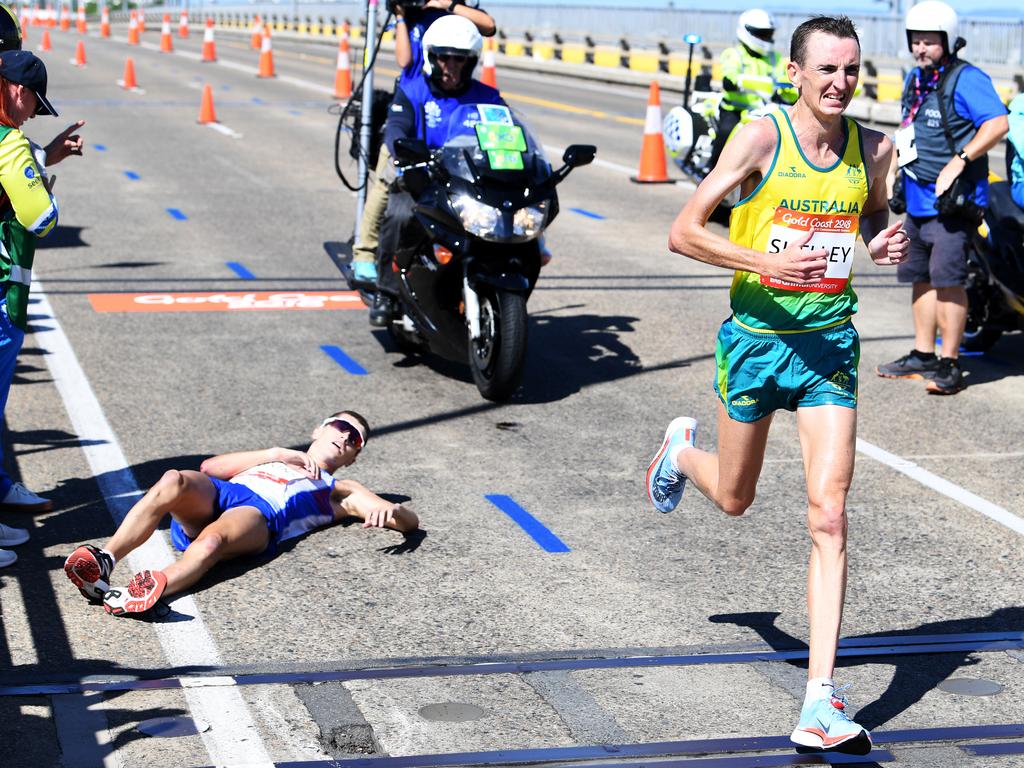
left=683, top=33, right=702, bottom=45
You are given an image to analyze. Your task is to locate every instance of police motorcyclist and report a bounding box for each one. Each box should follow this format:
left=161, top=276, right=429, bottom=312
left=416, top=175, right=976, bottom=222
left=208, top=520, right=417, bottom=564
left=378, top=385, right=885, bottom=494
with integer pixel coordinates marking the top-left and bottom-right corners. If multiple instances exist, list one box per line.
left=877, top=0, right=1008, bottom=395
left=369, top=14, right=504, bottom=326
left=709, top=9, right=795, bottom=170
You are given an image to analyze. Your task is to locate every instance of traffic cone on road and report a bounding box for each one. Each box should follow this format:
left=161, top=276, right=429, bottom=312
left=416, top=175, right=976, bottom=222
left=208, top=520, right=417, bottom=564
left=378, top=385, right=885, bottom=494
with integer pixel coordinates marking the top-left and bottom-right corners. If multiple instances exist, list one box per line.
left=60, top=3, right=69, bottom=31
left=159, top=14, right=173, bottom=52
left=127, top=11, right=139, bottom=45
left=137, top=12, right=145, bottom=34
left=249, top=15, right=263, bottom=49
left=201, top=18, right=217, bottom=62
left=39, top=28, right=51, bottom=51
left=197, top=84, right=217, bottom=124
left=100, top=5, right=110, bottom=38
left=119, top=57, right=138, bottom=90
left=75, top=3, right=85, bottom=33
left=631, top=81, right=672, bottom=184
left=73, top=39, right=86, bottom=67
left=480, top=37, right=497, bottom=88
left=179, top=10, right=189, bottom=38
left=257, top=26, right=275, bottom=78
left=334, top=37, right=352, bottom=99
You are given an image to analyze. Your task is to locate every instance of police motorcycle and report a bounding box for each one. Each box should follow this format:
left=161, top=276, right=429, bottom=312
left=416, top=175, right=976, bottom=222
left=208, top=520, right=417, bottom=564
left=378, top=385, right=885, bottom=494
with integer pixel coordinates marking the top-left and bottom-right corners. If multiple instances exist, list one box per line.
left=371, top=103, right=595, bottom=401
left=963, top=179, right=1024, bottom=351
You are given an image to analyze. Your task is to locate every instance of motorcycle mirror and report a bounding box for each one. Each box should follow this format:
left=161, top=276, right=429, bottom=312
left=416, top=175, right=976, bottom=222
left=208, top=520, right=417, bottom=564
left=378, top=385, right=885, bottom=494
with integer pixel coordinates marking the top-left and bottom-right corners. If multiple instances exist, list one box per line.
left=393, top=137, right=431, bottom=165
left=561, top=144, right=597, bottom=168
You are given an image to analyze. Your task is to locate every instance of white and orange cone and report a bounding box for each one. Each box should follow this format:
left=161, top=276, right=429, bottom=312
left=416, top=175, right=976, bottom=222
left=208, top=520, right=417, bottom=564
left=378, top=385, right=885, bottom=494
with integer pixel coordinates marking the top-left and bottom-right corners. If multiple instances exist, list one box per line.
left=249, top=14, right=263, bottom=49
left=137, top=11, right=145, bottom=34
left=39, top=28, right=51, bottom=51
left=75, top=1, right=85, bottom=34
left=201, top=17, right=217, bottom=62
left=119, top=56, right=138, bottom=90
left=334, top=37, right=352, bottom=99
left=159, top=13, right=173, bottom=52
left=100, top=5, right=110, bottom=38
left=257, top=25, right=275, bottom=78
left=178, top=10, right=189, bottom=38
left=480, top=37, right=497, bottom=88
left=631, top=81, right=672, bottom=184
left=59, top=2, right=70, bottom=31
left=127, top=10, right=139, bottom=45
left=198, top=83, right=217, bottom=124
left=72, top=39, right=86, bottom=67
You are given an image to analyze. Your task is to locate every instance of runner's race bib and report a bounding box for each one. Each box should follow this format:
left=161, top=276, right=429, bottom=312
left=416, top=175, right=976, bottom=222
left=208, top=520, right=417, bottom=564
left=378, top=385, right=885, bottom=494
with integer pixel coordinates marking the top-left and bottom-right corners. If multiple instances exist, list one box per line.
left=761, top=207, right=857, bottom=294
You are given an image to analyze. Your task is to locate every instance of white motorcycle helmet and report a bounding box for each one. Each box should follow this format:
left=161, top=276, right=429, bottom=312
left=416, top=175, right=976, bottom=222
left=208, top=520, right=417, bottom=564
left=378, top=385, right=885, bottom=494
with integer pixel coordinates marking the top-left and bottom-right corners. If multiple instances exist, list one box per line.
left=421, top=15, right=482, bottom=86
left=905, top=0, right=964, bottom=56
left=736, top=9, right=776, bottom=57
left=663, top=106, right=696, bottom=161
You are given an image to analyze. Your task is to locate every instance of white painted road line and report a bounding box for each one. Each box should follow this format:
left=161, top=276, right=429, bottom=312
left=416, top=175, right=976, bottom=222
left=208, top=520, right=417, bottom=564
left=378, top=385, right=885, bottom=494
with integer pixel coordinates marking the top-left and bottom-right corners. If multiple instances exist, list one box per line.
left=32, top=281, right=274, bottom=768
left=544, top=143, right=695, bottom=187
left=857, top=437, right=1024, bottom=537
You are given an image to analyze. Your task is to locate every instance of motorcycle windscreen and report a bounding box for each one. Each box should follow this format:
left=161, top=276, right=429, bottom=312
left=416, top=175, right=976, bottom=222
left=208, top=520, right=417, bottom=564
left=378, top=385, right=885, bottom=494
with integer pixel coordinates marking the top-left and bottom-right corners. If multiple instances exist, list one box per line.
left=440, top=104, right=549, bottom=175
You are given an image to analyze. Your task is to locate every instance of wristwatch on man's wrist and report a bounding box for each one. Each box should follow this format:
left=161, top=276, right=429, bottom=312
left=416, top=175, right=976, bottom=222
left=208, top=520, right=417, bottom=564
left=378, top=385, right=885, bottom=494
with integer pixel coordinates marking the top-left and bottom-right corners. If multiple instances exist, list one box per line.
left=958, top=149, right=971, bottom=163
left=448, top=0, right=463, bottom=10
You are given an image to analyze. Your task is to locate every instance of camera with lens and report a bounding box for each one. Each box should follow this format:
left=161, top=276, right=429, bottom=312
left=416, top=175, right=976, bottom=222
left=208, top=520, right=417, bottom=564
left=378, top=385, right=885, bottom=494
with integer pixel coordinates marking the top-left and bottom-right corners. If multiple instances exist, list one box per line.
left=387, top=0, right=427, bottom=14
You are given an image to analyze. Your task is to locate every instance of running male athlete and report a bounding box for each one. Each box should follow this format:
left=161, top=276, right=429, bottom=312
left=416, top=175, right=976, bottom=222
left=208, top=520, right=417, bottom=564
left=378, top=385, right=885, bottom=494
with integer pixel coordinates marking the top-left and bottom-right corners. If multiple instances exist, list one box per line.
left=64, top=411, right=418, bottom=616
left=647, top=16, right=909, bottom=754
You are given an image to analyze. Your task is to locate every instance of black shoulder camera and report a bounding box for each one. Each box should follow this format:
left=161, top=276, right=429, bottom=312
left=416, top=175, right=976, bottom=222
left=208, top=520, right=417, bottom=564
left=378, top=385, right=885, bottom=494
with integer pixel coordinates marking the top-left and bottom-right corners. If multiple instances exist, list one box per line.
left=387, top=0, right=428, bottom=15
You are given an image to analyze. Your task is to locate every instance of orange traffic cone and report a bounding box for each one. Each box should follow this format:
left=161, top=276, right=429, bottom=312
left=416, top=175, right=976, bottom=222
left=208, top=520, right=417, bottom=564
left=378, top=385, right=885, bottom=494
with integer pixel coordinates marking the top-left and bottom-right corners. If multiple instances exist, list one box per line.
left=201, top=18, right=217, bottom=62
left=120, top=57, right=138, bottom=90
left=334, top=37, right=352, bottom=99
left=73, top=39, right=86, bottom=67
left=198, top=83, right=217, bottom=124
left=100, top=5, right=110, bottom=38
left=480, top=37, right=497, bottom=88
left=159, top=13, right=173, bottom=52
left=178, top=10, right=189, bottom=38
left=76, top=3, right=86, bottom=34
left=631, top=81, right=672, bottom=184
left=249, top=15, right=262, bottom=49
left=39, top=28, right=51, bottom=51
left=137, top=12, right=145, bottom=34
left=59, top=3, right=70, bottom=31
left=127, top=11, right=139, bottom=45
left=257, top=26, right=275, bottom=78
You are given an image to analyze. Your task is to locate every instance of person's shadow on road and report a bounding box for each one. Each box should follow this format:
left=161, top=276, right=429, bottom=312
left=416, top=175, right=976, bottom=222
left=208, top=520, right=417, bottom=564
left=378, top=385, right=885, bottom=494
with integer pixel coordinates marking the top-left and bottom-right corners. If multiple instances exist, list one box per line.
left=708, top=608, right=1024, bottom=730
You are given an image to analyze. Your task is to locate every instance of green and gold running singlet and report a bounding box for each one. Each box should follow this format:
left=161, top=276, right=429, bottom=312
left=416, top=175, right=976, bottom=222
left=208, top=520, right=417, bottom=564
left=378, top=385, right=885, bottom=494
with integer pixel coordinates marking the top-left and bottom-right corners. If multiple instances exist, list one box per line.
left=727, top=109, right=869, bottom=332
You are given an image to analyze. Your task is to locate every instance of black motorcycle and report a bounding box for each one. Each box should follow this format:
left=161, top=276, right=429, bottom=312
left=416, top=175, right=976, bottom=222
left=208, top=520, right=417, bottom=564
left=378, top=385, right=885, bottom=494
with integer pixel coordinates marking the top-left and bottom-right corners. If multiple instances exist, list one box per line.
left=963, top=180, right=1024, bottom=351
left=346, top=104, right=594, bottom=401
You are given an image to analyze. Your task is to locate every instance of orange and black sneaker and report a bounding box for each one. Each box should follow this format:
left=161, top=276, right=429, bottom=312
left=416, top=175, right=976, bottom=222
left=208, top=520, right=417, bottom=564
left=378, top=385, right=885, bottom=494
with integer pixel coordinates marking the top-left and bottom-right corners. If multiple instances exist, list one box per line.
left=103, top=570, right=167, bottom=616
left=64, top=544, right=114, bottom=602
left=876, top=349, right=940, bottom=380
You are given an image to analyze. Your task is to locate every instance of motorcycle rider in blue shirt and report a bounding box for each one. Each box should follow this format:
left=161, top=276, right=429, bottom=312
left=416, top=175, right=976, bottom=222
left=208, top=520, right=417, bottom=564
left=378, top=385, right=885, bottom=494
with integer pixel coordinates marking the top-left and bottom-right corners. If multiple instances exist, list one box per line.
left=369, top=14, right=504, bottom=326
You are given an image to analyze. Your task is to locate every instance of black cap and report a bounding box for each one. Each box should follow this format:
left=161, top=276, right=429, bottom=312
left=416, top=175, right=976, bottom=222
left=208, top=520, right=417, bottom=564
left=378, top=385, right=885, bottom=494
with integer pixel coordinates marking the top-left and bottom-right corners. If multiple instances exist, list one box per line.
left=0, top=50, right=57, bottom=117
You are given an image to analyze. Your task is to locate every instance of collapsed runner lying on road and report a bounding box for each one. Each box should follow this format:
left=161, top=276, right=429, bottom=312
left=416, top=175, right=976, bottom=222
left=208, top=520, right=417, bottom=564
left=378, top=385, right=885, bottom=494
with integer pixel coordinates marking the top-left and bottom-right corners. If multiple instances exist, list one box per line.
left=64, top=411, right=419, bottom=616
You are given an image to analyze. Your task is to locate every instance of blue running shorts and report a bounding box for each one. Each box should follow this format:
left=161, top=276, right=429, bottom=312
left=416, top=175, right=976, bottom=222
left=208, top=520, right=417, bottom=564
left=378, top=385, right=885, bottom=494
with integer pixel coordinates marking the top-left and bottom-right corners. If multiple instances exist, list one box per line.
left=170, top=477, right=277, bottom=555
left=714, top=317, right=859, bottom=423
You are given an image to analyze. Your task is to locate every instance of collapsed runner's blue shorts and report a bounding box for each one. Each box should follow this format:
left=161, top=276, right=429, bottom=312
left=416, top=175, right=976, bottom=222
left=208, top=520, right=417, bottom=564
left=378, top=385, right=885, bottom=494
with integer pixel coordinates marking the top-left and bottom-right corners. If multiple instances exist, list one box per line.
left=714, top=316, right=859, bottom=423
left=170, top=478, right=277, bottom=556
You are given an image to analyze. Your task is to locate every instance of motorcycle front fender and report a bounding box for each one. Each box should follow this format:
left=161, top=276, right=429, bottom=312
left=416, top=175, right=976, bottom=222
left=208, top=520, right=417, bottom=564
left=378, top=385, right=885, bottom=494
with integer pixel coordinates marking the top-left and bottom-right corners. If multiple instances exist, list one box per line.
left=470, top=271, right=531, bottom=293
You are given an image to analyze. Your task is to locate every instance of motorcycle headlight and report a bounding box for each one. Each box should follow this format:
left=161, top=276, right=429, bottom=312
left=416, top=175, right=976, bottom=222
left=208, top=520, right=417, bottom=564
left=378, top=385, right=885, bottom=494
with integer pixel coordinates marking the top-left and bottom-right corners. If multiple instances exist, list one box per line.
left=513, top=201, right=548, bottom=238
left=451, top=194, right=499, bottom=237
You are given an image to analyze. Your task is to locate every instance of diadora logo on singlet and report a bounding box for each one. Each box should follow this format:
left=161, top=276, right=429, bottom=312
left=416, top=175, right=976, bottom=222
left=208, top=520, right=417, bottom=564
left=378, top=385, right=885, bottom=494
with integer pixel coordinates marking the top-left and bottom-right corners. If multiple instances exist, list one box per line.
left=777, top=165, right=807, bottom=179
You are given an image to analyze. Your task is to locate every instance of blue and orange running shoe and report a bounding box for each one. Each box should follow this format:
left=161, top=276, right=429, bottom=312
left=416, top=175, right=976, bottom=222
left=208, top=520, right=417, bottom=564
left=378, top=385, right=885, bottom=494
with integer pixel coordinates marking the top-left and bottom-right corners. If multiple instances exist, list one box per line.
left=645, top=417, right=698, bottom=513
left=790, top=685, right=872, bottom=754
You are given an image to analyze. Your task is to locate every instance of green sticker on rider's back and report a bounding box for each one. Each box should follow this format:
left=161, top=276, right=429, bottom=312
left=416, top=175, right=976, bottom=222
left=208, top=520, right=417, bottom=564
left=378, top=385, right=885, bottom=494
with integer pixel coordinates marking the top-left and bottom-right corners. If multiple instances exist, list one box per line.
left=475, top=124, right=527, bottom=152
left=486, top=149, right=524, bottom=170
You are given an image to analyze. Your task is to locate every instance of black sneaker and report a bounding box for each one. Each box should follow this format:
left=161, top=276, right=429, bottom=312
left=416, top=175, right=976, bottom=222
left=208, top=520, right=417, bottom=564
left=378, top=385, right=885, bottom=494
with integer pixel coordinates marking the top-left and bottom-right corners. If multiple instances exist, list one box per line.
left=876, top=350, right=940, bottom=380
left=926, top=357, right=966, bottom=395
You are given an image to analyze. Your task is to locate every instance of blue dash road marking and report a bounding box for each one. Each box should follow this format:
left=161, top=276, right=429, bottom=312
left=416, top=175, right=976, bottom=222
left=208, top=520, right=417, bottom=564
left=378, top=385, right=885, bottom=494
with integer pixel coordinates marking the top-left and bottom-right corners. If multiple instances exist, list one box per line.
left=166, top=208, right=188, bottom=221
left=93, top=144, right=107, bottom=151
left=226, top=262, right=256, bottom=280
left=288, top=110, right=303, bottom=116
left=569, top=207, right=606, bottom=220
left=251, top=97, right=266, bottom=105
left=486, top=494, right=569, bottom=552
left=961, top=742, right=1024, bottom=757
left=124, top=171, right=140, bottom=180
left=321, top=345, right=367, bottom=376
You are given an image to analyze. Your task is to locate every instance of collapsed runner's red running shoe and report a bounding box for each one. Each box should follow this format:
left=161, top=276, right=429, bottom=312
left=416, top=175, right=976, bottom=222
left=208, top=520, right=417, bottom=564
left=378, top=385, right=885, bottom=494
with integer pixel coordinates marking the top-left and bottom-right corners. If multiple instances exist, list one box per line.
left=103, top=569, right=167, bottom=616
left=64, top=544, right=115, bottom=601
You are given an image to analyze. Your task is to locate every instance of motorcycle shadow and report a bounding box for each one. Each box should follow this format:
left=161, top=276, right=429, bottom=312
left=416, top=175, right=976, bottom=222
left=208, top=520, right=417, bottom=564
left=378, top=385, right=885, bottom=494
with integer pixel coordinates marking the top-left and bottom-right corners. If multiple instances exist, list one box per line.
left=957, top=331, right=1024, bottom=387
left=371, top=312, right=644, bottom=403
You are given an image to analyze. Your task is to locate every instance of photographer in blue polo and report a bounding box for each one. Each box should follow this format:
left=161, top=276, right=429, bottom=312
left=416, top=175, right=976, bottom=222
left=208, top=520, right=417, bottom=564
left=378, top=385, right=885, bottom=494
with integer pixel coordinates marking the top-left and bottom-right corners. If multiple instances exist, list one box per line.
left=879, top=0, right=1008, bottom=395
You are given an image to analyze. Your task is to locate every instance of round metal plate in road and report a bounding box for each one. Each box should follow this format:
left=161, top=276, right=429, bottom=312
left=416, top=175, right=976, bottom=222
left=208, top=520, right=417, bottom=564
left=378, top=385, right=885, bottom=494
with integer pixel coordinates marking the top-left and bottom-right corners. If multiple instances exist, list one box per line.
left=418, top=703, right=488, bottom=722
left=937, top=678, right=1004, bottom=696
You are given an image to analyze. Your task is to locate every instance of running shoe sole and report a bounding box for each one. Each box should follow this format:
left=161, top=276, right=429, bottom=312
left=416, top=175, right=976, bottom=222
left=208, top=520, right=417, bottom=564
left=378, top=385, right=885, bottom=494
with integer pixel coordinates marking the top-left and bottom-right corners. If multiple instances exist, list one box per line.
left=925, top=380, right=966, bottom=395
left=875, top=369, right=936, bottom=380
left=104, top=570, right=167, bottom=616
left=791, top=727, right=872, bottom=755
left=64, top=546, right=110, bottom=601
left=645, top=417, right=697, bottom=512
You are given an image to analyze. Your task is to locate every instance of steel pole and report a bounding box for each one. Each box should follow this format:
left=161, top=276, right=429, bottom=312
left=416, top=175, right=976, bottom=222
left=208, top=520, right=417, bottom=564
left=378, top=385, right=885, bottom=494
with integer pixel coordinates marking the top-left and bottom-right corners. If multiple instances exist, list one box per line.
left=354, top=0, right=379, bottom=242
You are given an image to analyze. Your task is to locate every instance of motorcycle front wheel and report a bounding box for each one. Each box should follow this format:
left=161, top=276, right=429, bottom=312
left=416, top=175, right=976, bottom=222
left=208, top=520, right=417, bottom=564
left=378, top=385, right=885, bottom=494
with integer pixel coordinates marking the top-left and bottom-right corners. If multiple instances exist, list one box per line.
left=468, top=288, right=527, bottom=401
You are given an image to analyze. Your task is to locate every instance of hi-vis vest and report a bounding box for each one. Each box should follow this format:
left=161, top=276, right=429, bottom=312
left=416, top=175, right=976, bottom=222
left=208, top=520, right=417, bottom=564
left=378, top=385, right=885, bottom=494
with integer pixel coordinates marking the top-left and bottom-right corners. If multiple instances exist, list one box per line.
left=728, top=109, right=869, bottom=333
left=719, top=45, right=793, bottom=112
left=0, top=125, right=58, bottom=330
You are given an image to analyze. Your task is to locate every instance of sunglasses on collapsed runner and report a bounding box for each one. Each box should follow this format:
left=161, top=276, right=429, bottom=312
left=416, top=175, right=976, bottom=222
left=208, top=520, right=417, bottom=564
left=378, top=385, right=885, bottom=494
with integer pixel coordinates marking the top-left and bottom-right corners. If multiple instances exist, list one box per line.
left=320, top=418, right=364, bottom=450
